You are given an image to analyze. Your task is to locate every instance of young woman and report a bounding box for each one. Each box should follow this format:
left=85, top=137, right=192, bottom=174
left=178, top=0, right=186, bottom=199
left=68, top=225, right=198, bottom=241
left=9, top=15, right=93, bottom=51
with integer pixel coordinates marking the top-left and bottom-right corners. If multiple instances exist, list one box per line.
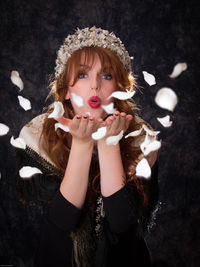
left=16, top=26, right=159, bottom=266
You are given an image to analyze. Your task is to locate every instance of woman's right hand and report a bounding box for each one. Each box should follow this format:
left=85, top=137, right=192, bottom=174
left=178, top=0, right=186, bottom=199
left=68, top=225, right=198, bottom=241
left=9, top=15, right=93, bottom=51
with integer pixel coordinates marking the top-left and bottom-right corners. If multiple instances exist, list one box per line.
left=55, top=115, right=102, bottom=144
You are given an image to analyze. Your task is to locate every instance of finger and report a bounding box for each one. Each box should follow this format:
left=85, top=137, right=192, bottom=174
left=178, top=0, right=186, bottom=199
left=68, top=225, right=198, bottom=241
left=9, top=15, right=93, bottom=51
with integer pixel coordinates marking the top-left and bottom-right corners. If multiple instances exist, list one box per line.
left=79, top=115, right=89, bottom=132
left=119, top=112, right=127, bottom=130
left=87, top=116, right=95, bottom=134
left=125, top=114, right=133, bottom=129
left=55, top=116, right=71, bottom=126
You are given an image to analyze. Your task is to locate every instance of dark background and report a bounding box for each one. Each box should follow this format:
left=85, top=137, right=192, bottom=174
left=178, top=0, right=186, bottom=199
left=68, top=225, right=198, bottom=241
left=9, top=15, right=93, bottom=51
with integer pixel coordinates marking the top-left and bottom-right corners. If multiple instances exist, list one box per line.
left=0, top=0, right=199, bottom=266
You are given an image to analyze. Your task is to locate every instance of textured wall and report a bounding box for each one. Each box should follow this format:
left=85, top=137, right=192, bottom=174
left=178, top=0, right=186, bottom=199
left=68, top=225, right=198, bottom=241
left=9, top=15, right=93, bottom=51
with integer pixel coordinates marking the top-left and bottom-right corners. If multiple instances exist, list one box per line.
left=0, top=0, right=199, bottom=266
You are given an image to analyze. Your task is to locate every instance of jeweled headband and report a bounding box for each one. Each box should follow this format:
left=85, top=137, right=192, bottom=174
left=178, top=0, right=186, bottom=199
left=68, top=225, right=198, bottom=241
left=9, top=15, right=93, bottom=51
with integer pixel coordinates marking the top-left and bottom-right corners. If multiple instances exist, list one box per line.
left=55, top=26, right=132, bottom=78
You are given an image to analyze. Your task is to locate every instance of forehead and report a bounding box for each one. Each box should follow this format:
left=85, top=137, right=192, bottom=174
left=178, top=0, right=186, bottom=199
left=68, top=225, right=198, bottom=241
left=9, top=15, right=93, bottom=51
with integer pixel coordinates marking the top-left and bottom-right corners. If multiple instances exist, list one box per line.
left=78, top=48, right=112, bottom=71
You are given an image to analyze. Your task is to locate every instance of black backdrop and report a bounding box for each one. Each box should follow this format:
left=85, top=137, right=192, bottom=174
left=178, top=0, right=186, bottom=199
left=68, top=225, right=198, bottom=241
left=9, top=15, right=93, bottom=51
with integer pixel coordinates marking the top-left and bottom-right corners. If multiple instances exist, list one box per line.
left=0, top=0, right=199, bottom=266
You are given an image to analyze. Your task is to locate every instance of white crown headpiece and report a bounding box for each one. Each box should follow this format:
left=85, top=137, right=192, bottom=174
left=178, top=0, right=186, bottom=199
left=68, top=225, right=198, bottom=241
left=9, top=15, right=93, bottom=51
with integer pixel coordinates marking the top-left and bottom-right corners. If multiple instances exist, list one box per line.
left=55, top=26, right=132, bottom=78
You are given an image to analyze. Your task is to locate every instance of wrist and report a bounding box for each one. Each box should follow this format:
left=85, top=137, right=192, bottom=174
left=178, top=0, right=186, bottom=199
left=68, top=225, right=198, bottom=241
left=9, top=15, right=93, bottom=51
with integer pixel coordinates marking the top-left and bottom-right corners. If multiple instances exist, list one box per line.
left=72, top=137, right=94, bottom=148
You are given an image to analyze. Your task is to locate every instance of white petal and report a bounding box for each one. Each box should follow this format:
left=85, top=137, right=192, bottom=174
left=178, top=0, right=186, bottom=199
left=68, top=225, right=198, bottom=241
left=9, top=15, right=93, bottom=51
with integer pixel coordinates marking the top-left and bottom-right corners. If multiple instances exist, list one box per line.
left=142, top=71, right=156, bottom=86
left=19, top=166, right=42, bottom=178
left=142, top=140, right=161, bottom=156
left=0, top=123, right=9, bottom=136
left=92, top=127, right=107, bottom=140
left=10, top=136, right=26, bottom=149
left=86, top=112, right=91, bottom=116
left=106, top=130, right=124, bottom=145
left=140, top=133, right=156, bottom=154
left=101, top=103, right=116, bottom=114
left=10, top=70, right=24, bottom=91
left=18, top=95, right=31, bottom=111
left=71, top=92, right=84, bottom=107
left=125, top=127, right=143, bottom=138
left=136, top=158, right=151, bottom=179
left=48, top=101, right=64, bottom=118
left=107, top=90, right=135, bottom=100
left=55, top=122, right=69, bottom=132
left=155, top=87, right=178, bottom=111
left=157, top=115, right=173, bottom=127
left=169, top=62, right=187, bottom=78
left=142, top=124, right=160, bottom=136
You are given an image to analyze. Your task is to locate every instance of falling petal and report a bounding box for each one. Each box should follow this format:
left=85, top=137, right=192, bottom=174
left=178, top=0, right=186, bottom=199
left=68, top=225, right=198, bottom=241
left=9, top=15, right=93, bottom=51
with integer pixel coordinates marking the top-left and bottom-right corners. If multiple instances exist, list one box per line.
left=91, top=127, right=107, bottom=140
left=157, top=115, right=173, bottom=127
left=18, top=95, right=31, bottom=111
left=107, top=90, right=135, bottom=100
left=10, top=70, right=24, bottom=91
left=19, top=166, right=42, bottom=178
left=86, top=112, right=91, bottom=116
left=48, top=101, right=64, bottom=118
left=125, top=127, right=143, bottom=138
left=55, top=122, right=69, bottom=132
left=71, top=92, right=84, bottom=107
left=155, top=87, right=178, bottom=111
left=142, top=124, right=160, bottom=136
left=136, top=158, right=151, bottom=179
left=169, top=62, right=187, bottom=78
left=0, top=123, right=9, bottom=136
left=142, top=71, right=156, bottom=86
left=101, top=103, right=116, bottom=114
left=141, top=139, right=161, bottom=156
left=10, top=136, right=26, bottom=149
left=106, top=130, right=124, bottom=145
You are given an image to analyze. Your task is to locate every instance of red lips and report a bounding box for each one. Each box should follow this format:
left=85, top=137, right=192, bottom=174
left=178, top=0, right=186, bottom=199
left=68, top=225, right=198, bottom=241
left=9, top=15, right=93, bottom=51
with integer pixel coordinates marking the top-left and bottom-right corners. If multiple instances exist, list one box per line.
left=88, top=96, right=102, bottom=108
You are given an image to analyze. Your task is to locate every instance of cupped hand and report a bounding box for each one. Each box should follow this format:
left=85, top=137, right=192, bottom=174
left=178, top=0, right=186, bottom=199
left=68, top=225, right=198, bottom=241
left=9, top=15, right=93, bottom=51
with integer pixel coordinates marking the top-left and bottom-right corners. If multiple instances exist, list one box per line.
left=102, top=111, right=133, bottom=138
left=55, top=114, right=102, bottom=143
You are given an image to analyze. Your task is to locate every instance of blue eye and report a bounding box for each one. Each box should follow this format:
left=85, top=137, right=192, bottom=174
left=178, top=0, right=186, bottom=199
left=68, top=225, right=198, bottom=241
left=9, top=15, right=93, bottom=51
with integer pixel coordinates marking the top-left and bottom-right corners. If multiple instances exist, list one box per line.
left=102, top=73, right=112, bottom=80
left=78, top=72, right=88, bottom=79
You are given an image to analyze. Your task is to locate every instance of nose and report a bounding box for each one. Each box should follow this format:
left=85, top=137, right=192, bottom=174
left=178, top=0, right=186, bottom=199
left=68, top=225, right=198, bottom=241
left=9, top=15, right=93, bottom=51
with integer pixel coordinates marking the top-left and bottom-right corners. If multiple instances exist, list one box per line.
left=91, top=75, right=100, bottom=91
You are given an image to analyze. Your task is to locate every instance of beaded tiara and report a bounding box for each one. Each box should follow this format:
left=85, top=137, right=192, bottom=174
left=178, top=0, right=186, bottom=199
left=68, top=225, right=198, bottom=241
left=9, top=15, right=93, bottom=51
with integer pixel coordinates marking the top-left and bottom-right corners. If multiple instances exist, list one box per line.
left=55, top=26, right=132, bottom=78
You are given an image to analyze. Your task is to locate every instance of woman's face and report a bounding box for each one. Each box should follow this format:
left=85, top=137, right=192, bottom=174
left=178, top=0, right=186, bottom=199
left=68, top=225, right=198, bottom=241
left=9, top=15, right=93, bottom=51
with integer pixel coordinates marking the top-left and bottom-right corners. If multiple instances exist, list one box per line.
left=66, top=54, right=116, bottom=119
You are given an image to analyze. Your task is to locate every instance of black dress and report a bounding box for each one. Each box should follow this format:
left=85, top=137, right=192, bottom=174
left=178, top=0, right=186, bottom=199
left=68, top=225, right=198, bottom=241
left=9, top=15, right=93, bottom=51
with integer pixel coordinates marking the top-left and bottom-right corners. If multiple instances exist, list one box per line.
left=15, top=145, right=159, bottom=267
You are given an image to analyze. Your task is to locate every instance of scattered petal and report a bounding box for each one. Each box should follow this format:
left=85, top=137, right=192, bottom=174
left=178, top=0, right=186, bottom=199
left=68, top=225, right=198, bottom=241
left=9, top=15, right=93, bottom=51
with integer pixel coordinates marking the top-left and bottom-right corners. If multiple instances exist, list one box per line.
left=155, top=87, right=178, bottom=111
left=142, top=71, right=156, bottom=86
left=125, top=127, right=143, bottom=138
left=157, top=115, right=173, bottom=127
left=48, top=101, right=64, bottom=118
left=18, top=95, right=31, bottom=111
left=71, top=92, right=84, bottom=107
left=19, top=166, right=42, bottom=178
left=141, top=138, right=161, bottom=156
left=136, top=158, right=151, bottom=179
left=10, top=136, right=26, bottom=149
left=92, top=127, right=107, bottom=140
left=107, top=90, right=135, bottom=100
left=106, top=130, right=124, bottom=145
left=142, top=124, right=160, bottom=136
left=10, top=70, right=24, bottom=91
left=55, top=122, right=69, bottom=132
left=169, top=62, right=187, bottom=78
left=101, top=103, right=116, bottom=114
left=86, top=112, right=91, bottom=116
left=0, top=123, right=9, bottom=136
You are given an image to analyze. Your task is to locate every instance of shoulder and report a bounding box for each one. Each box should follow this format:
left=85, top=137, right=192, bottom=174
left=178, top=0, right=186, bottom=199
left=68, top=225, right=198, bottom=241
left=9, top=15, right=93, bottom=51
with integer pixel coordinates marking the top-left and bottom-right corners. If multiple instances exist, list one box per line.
left=19, top=113, right=55, bottom=166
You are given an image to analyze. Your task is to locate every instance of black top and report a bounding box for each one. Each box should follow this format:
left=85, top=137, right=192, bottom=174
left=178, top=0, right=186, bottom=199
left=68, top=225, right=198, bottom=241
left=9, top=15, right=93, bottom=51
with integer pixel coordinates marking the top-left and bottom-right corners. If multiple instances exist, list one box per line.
left=15, top=147, right=159, bottom=267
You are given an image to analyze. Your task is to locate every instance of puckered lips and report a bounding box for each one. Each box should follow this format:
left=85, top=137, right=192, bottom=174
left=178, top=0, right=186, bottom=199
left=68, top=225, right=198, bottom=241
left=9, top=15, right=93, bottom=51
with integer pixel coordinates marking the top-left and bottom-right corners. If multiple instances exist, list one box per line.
left=88, top=96, right=102, bottom=108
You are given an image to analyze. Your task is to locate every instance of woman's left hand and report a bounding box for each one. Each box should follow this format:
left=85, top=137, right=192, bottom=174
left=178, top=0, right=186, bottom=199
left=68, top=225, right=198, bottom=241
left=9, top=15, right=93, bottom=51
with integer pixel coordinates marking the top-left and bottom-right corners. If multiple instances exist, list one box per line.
left=101, top=111, right=133, bottom=138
